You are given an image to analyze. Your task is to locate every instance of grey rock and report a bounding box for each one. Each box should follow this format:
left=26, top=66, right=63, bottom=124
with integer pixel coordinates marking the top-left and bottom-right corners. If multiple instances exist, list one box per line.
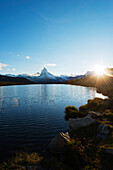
left=68, top=114, right=96, bottom=128
left=88, top=111, right=101, bottom=119
left=97, top=124, right=109, bottom=139
left=48, top=132, right=71, bottom=153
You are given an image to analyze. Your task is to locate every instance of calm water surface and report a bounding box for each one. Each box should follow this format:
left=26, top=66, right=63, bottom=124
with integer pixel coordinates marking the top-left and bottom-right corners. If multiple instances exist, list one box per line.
left=0, top=84, right=106, bottom=160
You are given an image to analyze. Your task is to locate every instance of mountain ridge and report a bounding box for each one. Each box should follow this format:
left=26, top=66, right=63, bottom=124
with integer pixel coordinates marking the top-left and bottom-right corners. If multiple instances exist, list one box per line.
left=2, top=67, right=84, bottom=83
left=0, top=75, right=33, bottom=86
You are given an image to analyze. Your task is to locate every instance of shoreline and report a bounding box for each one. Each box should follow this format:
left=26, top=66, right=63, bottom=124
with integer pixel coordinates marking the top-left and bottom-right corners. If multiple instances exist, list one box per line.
left=0, top=81, right=107, bottom=96
left=0, top=97, right=113, bottom=169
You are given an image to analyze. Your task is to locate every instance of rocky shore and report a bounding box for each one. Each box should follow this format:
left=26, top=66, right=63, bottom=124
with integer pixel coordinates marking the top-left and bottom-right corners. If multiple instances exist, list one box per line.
left=1, top=97, right=113, bottom=169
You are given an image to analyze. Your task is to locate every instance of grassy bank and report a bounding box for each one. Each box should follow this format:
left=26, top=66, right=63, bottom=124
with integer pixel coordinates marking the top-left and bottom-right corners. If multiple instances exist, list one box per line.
left=64, top=97, right=113, bottom=169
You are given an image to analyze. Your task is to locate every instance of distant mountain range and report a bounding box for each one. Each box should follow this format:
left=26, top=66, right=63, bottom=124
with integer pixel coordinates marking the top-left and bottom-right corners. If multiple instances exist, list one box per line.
left=0, top=67, right=97, bottom=86
left=0, top=75, right=33, bottom=86
left=1, top=67, right=113, bottom=97
left=2, top=67, right=87, bottom=84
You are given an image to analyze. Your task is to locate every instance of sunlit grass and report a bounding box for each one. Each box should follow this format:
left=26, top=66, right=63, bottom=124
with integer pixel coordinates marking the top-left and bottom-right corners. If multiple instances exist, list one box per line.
left=0, top=152, right=43, bottom=169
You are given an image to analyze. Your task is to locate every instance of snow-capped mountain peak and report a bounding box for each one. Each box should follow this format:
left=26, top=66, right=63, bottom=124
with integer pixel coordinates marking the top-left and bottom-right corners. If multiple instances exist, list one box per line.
left=40, top=67, right=48, bottom=76
left=40, top=67, right=56, bottom=79
left=3, top=67, right=85, bottom=84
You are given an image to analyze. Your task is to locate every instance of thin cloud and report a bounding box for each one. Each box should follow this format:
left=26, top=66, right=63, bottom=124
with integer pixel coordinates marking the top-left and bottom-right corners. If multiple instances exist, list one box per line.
left=44, top=64, right=56, bottom=67
left=0, top=63, right=8, bottom=70
left=26, top=56, right=30, bottom=59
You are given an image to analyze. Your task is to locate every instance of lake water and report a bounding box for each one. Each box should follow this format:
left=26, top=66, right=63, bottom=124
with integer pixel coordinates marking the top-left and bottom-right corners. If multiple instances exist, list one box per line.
left=0, top=84, right=106, bottom=160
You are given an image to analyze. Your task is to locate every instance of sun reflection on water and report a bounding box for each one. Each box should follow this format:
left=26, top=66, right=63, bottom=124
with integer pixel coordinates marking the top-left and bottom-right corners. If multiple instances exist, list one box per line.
left=12, top=97, right=19, bottom=107
left=95, top=92, right=107, bottom=99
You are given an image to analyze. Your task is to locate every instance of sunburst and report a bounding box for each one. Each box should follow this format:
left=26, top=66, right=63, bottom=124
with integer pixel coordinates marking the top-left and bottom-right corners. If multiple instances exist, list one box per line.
left=94, top=65, right=105, bottom=76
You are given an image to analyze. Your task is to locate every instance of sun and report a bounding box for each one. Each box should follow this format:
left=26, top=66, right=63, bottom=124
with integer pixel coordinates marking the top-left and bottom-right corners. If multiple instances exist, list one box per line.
left=94, top=65, right=105, bottom=76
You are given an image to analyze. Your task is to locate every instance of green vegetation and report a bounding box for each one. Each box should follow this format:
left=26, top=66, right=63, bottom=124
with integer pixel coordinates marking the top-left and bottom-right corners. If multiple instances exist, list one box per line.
left=79, top=98, right=107, bottom=113
left=0, top=152, right=73, bottom=170
left=65, top=105, right=87, bottom=120
left=65, top=106, right=80, bottom=120
left=64, top=97, right=113, bottom=169
left=66, top=123, right=113, bottom=169
left=65, top=98, right=110, bottom=120
left=0, top=152, right=43, bottom=169
left=65, top=106, right=78, bottom=113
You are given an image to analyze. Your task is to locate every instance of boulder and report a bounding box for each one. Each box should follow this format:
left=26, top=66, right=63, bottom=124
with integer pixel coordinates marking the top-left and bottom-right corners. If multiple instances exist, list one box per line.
left=97, top=124, right=109, bottom=139
left=68, top=114, right=96, bottom=128
left=48, top=132, right=71, bottom=153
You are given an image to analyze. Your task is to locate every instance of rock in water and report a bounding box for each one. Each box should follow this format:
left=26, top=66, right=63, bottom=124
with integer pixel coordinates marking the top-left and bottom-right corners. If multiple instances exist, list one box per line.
left=97, top=124, right=109, bottom=139
left=68, top=115, right=96, bottom=128
left=48, top=132, right=71, bottom=153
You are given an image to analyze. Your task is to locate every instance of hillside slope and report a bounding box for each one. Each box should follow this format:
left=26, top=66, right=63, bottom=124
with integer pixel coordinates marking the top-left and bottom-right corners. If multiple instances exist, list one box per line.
left=0, top=75, right=34, bottom=86
left=65, top=74, right=113, bottom=96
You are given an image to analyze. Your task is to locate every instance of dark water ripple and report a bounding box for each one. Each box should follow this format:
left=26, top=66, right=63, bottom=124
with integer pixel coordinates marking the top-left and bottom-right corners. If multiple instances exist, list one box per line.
left=0, top=84, right=106, bottom=160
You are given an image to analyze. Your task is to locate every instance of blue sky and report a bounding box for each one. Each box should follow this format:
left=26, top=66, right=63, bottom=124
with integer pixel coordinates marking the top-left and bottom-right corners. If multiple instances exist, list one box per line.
left=0, top=0, right=113, bottom=75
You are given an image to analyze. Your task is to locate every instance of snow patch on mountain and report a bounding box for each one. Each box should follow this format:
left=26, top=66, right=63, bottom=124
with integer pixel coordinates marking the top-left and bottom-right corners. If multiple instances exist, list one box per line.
left=4, top=67, right=87, bottom=83
left=40, top=67, right=56, bottom=80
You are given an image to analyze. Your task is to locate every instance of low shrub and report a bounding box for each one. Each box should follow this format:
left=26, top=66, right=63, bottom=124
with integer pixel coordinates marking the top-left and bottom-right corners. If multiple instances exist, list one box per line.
left=79, top=98, right=107, bottom=113
left=63, top=98, right=113, bottom=169
left=79, top=104, right=89, bottom=113
left=65, top=110, right=80, bottom=120
left=65, top=106, right=79, bottom=120
left=98, top=110, right=113, bottom=125
left=0, top=152, right=43, bottom=169
left=65, top=106, right=87, bottom=120
left=65, top=106, right=78, bottom=113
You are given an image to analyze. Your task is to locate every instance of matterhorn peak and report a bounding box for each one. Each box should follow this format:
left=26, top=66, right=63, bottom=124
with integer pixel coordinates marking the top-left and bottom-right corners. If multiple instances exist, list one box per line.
left=42, top=67, right=47, bottom=72
left=40, top=67, right=56, bottom=79
left=43, top=67, right=47, bottom=70
left=40, top=67, right=48, bottom=75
